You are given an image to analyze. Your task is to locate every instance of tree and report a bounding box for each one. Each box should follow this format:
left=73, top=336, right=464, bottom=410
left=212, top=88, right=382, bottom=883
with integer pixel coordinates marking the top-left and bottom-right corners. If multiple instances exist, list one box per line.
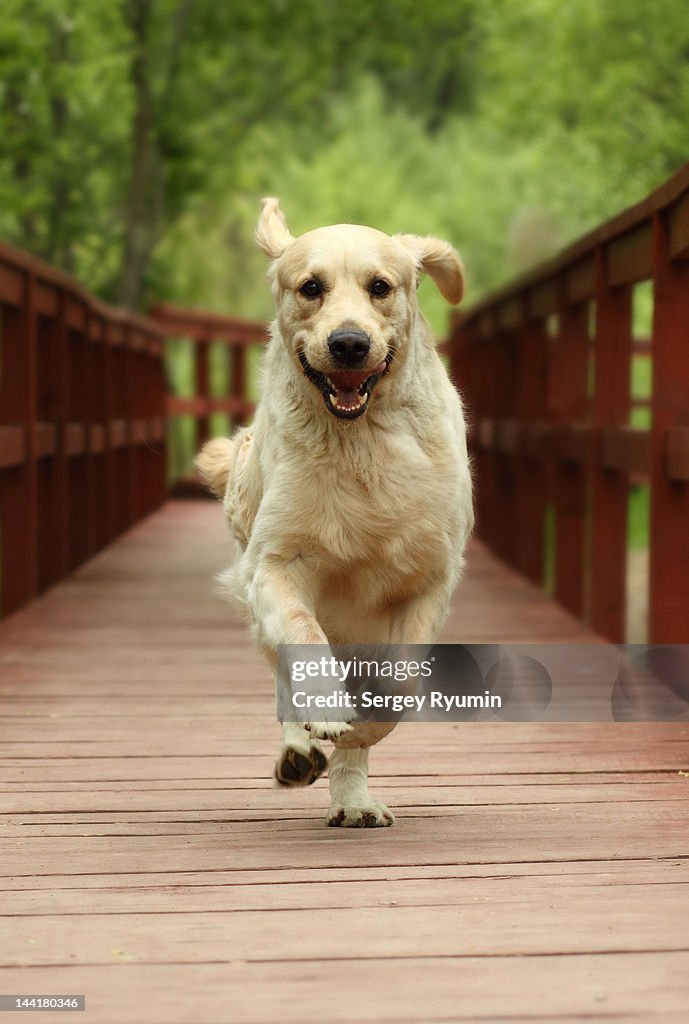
left=1, top=0, right=688, bottom=314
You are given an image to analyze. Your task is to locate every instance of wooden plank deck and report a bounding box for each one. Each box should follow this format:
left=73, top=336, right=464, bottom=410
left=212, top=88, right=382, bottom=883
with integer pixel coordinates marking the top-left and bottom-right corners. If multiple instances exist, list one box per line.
left=1, top=499, right=688, bottom=1023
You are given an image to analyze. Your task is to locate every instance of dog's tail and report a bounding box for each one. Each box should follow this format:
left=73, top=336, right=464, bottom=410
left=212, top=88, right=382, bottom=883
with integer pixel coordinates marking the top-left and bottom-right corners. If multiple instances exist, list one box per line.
left=195, top=437, right=233, bottom=500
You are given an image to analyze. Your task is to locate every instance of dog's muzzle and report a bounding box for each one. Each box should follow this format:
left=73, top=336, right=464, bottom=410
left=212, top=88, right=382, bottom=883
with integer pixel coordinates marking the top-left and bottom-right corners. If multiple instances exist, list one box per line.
left=299, top=352, right=392, bottom=420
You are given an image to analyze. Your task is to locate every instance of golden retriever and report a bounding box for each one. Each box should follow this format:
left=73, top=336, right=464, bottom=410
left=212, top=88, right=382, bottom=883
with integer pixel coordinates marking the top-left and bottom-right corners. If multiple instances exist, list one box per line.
left=196, top=199, right=473, bottom=827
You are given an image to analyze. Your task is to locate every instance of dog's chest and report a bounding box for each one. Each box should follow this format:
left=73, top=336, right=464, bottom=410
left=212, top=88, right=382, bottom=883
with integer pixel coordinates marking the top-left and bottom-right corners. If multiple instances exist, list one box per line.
left=291, top=429, right=457, bottom=571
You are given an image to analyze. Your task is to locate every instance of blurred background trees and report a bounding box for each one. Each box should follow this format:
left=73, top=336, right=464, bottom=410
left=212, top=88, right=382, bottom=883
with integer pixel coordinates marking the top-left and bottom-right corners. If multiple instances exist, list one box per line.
left=1, top=0, right=688, bottom=330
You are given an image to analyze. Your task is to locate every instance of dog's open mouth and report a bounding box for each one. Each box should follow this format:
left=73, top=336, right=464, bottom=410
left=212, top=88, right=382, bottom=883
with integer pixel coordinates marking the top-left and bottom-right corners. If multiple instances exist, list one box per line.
left=299, top=353, right=392, bottom=419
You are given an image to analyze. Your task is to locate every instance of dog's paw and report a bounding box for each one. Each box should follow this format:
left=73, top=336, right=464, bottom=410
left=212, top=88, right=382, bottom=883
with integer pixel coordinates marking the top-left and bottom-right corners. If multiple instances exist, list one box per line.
left=274, top=743, right=328, bottom=787
left=327, top=799, right=395, bottom=828
left=306, top=720, right=353, bottom=741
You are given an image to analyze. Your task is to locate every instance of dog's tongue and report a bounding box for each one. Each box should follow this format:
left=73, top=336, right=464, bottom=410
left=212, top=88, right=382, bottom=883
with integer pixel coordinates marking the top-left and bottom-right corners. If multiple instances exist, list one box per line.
left=328, top=361, right=386, bottom=393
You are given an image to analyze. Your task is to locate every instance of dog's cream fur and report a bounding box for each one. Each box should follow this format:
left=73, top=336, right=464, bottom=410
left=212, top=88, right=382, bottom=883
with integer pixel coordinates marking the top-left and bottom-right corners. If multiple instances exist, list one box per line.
left=196, top=200, right=473, bottom=827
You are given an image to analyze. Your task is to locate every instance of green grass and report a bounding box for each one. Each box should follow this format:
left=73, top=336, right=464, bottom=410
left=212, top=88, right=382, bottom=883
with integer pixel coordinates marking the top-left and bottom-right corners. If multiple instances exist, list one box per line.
left=628, top=484, right=649, bottom=551
left=632, top=280, right=653, bottom=339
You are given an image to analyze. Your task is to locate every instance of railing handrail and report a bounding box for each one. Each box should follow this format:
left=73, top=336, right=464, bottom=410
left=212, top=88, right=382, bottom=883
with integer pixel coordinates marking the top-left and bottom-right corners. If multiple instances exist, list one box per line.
left=458, top=159, right=689, bottom=326
left=0, top=239, right=162, bottom=338
left=149, top=303, right=267, bottom=344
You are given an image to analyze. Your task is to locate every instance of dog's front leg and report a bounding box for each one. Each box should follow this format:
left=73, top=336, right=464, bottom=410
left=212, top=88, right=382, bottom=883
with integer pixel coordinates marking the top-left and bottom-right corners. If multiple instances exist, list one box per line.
left=322, top=585, right=452, bottom=826
left=327, top=747, right=394, bottom=828
left=274, top=720, right=329, bottom=788
left=389, top=582, right=452, bottom=646
left=248, top=556, right=353, bottom=786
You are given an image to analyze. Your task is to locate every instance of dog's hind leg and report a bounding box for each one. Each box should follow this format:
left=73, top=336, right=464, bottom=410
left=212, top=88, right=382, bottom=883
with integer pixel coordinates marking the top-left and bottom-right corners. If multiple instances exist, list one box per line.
left=326, top=747, right=394, bottom=828
left=274, top=722, right=328, bottom=787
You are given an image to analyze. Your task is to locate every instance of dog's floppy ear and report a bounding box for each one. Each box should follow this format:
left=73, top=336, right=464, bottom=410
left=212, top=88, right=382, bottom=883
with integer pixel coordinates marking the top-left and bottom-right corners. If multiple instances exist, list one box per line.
left=255, top=197, right=295, bottom=259
left=395, top=233, right=465, bottom=305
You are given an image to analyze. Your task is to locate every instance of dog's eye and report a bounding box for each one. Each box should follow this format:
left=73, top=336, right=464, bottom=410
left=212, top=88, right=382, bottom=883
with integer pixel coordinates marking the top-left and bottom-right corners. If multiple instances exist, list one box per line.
left=370, top=278, right=391, bottom=297
left=299, top=279, right=322, bottom=298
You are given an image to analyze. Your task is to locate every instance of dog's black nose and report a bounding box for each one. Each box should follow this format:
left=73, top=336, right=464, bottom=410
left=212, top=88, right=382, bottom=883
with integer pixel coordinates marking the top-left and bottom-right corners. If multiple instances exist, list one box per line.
left=327, top=328, right=370, bottom=366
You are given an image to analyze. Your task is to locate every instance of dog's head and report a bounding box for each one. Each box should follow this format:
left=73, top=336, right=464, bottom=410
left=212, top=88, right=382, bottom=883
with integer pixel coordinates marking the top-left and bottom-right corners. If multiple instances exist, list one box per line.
left=256, top=199, right=464, bottom=420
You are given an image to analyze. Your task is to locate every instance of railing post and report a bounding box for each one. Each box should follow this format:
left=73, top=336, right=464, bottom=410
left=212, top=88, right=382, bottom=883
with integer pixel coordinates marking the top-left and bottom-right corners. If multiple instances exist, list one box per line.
left=37, top=286, right=70, bottom=589
left=515, top=304, right=549, bottom=584
left=151, top=333, right=167, bottom=511
left=492, top=324, right=518, bottom=568
left=553, top=298, right=590, bottom=619
left=0, top=271, right=38, bottom=614
left=109, top=325, right=132, bottom=538
left=66, top=299, right=93, bottom=569
left=131, top=332, right=149, bottom=523
left=89, top=313, right=109, bottom=553
left=195, top=338, right=211, bottom=448
left=648, top=210, right=689, bottom=642
left=589, top=249, right=632, bottom=641
left=103, top=320, right=118, bottom=544
left=141, top=331, right=165, bottom=516
left=83, top=307, right=101, bottom=559
left=123, top=327, right=138, bottom=530
left=474, top=320, right=499, bottom=551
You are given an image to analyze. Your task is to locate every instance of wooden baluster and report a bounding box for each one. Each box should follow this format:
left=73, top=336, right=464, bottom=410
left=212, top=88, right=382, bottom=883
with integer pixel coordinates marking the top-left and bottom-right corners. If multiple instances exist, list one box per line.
left=515, top=308, right=549, bottom=584
left=478, top=323, right=499, bottom=551
left=648, top=209, right=689, bottom=642
left=144, top=334, right=166, bottom=515
left=82, top=309, right=98, bottom=561
left=553, top=300, right=590, bottom=618
left=196, top=338, right=211, bottom=448
left=137, top=341, right=151, bottom=517
left=104, top=321, right=118, bottom=542
left=589, top=250, right=632, bottom=641
left=495, top=327, right=519, bottom=568
left=123, top=328, right=137, bottom=529
left=0, top=271, right=38, bottom=615
left=151, top=332, right=167, bottom=510
left=87, top=311, right=106, bottom=554
left=54, top=292, right=71, bottom=578
left=36, top=286, right=70, bottom=589
left=132, top=340, right=147, bottom=522
left=67, top=302, right=91, bottom=569
left=109, top=327, right=127, bottom=537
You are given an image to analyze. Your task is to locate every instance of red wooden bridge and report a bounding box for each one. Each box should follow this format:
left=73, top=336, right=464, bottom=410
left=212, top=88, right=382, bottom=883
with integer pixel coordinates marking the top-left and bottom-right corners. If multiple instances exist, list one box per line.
left=1, top=164, right=688, bottom=1022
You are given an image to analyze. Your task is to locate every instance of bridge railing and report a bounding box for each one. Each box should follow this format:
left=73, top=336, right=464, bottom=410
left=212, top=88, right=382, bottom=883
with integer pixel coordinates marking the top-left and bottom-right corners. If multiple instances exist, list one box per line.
left=5, top=163, right=688, bottom=641
left=149, top=304, right=267, bottom=493
left=447, top=161, right=689, bottom=644
left=0, top=245, right=268, bottom=620
left=0, top=243, right=167, bottom=618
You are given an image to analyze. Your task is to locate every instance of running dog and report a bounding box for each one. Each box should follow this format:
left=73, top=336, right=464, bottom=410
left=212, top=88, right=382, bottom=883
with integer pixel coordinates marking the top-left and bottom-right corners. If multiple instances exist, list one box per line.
left=196, top=199, right=473, bottom=826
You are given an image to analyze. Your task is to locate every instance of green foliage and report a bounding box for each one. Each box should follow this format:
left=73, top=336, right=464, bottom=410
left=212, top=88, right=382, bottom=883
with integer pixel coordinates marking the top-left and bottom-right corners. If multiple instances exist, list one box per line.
left=628, top=484, right=650, bottom=552
left=1, top=0, right=688, bottom=324
left=0, top=1, right=131, bottom=290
